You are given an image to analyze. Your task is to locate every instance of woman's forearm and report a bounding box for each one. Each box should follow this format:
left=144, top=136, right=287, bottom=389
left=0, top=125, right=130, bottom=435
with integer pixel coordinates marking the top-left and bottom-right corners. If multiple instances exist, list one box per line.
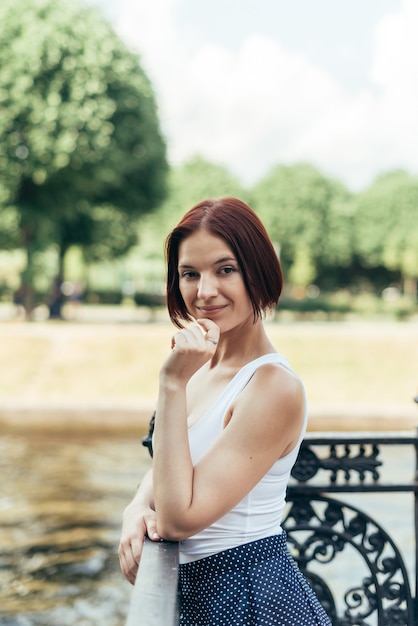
left=152, top=320, right=220, bottom=539
left=129, top=468, right=155, bottom=509
left=152, top=379, right=195, bottom=539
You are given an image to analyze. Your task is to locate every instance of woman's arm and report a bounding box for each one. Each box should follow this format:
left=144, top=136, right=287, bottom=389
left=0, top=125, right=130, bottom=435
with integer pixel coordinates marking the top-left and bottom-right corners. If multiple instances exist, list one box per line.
left=153, top=325, right=305, bottom=542
left=118, top=468, right=161, bottom=585
left=152, top=321, right=217, bottom=540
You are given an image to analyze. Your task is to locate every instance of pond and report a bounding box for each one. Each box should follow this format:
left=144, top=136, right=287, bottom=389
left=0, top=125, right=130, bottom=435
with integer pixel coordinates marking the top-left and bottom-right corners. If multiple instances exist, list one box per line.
left=0, top=428, right=151, bottom=626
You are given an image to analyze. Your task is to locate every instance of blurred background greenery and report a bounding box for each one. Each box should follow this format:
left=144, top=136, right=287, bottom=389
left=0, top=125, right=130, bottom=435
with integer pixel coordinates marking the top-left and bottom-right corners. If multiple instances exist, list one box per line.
left=0, top=0, right=416, bottom=323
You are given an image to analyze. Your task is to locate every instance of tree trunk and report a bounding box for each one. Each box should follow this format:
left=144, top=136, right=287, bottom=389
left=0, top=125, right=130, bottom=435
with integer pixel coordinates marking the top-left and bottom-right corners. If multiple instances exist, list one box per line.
left=20, top=228, right=37, bottom=320
left=48, top=245, right=67, bottom=319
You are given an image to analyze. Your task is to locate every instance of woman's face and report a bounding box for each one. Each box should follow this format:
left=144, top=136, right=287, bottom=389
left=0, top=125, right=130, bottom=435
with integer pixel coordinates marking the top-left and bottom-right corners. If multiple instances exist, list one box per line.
left=177, top=230, right=253, bottom=333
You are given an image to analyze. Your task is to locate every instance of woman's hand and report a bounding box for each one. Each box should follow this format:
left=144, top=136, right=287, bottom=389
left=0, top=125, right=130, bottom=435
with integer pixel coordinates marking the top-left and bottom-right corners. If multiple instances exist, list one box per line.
left=160, top=318, right=220, bottom=385
left=118, top=469, right=159, bottom=585
left=118, top=499, right=160, bottom=585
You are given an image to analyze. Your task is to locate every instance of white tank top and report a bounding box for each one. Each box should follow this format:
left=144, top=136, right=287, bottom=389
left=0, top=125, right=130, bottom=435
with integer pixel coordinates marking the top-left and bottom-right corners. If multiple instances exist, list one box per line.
left=179, top=353, right=307, bottom=563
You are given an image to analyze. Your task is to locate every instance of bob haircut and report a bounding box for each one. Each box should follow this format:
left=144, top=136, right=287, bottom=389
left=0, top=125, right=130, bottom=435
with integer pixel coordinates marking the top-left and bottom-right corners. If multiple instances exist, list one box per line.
left=165, top=197, right=283, bottom=328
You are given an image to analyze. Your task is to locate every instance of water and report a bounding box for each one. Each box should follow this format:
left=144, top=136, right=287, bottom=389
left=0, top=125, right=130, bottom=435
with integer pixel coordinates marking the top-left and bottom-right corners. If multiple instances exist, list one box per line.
left=0, top=428, right=151, bottom=626
left=1, top=429, right=416, bottom=625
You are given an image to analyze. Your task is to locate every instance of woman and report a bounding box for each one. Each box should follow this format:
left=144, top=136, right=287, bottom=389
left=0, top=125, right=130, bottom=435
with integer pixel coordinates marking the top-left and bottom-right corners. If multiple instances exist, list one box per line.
left=119, top=197, right=331, bottom=625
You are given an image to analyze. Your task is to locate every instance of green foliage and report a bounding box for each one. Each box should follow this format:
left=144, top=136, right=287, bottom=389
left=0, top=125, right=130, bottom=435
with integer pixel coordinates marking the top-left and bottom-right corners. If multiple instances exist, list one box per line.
left=149, top=156, right=248, bottom=234
left=279, top=294, right=351, bottom=317
left=0, top=0, right=168, bottom=312
left=353, top=170, right=418, bottom=287
left=288, top=245, right=316, bottom=288
left=251, top=164, right=353, bottom=287
left=65, top=160, right=417, bottom=309
left=129, top=157, right=248, bottom=290
left=0, top=207, right=20, bottom=250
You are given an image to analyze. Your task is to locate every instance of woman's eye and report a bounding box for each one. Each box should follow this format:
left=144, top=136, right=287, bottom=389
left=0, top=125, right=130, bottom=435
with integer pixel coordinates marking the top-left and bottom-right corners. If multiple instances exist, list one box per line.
left=181, top=271, right=198, bottom=279
left=220, top=266, right=236, bottom=275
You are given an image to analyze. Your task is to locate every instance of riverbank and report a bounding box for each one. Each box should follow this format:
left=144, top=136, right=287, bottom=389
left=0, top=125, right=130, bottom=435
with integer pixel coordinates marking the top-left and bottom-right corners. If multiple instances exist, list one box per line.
left=1, top=316, right=417, bottom=433
left=1, top=400, right=417, bottom=433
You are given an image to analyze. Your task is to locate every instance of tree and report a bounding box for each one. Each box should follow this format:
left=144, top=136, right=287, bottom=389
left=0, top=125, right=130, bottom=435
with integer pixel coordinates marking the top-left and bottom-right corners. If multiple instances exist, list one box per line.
left=155, top=156, right=247, bottom=229
left=353, top=170, right=418, bottom=298
left=250, top=164, right=353, bottom=292
left=0, top=0, right=168, bottom=316
left=128, top=157, right=247, bottom=291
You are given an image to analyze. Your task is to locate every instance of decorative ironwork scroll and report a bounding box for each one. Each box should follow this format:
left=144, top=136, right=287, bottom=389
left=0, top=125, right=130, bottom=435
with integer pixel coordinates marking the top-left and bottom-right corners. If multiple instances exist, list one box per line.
left=291, top=442, right=382, bottom=485
left=283, top=495, right=413, bottom=625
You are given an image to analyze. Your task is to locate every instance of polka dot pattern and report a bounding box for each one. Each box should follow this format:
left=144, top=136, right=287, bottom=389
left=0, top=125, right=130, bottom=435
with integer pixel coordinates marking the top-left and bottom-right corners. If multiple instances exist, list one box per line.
left=178, top=533, right=331, bottom=625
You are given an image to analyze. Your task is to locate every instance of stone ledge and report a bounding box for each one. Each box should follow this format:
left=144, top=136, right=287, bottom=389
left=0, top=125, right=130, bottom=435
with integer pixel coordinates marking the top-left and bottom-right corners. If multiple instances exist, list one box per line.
left=0, top=404, right=154, bottom=433
left=0, top=403, right=416, bottom=433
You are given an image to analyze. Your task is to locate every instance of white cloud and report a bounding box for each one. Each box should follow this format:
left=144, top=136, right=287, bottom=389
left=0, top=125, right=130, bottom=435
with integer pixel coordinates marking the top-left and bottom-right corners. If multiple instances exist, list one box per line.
left=291, top=0, right=418, bottom=188
left=166, top=35, right=348, bottom=185
left=109, top=0, right=418, bottom=191
left=371, top=0, right=418, bottom=165
left=372, top=0, right=418, bottom=91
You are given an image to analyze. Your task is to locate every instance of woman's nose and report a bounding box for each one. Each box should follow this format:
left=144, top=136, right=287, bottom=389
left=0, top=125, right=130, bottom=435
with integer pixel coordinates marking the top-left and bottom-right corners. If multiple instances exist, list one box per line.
left=197, top=274, right=218, bottom=299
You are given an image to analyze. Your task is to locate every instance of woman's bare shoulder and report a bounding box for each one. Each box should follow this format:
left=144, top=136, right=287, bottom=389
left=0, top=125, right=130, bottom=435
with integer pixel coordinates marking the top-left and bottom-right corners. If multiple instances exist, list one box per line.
left=232, top=361, right=305, bottom=435
left=251, top=360, right=304, bottom=398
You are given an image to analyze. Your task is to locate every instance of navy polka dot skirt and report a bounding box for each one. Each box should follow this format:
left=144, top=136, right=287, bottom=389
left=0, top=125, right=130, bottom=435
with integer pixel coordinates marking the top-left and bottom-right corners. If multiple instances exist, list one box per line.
left=178, top=533, right=331, bottom=625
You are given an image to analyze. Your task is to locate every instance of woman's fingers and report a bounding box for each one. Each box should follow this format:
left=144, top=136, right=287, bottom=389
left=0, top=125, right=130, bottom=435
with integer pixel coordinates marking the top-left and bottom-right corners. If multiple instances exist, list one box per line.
left=118, top=506, right=159, bottom=585
left=172, top=319, right=220, bottom=351
left=197, top=318, right=220, bottom=345
left=145, top=515, right=161, bottom=542
left=118, top=521, right=161, bottom=585
left=165, top=320, right=220, bottom=381
left=118, top=538, right=140, bottom=585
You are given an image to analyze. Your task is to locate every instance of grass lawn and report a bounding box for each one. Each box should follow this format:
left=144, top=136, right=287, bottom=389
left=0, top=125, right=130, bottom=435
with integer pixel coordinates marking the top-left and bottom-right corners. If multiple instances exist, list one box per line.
left=0, top=316, right=416, bottom=427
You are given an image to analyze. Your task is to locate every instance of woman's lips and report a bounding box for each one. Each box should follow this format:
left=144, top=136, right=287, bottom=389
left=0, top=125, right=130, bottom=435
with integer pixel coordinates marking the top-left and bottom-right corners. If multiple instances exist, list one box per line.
left=197, top=305, right=226, bottom=315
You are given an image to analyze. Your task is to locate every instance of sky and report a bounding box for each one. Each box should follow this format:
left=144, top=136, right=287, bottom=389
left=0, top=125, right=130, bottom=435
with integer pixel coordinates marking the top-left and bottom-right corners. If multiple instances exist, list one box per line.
left=91, top=0, right=418, bottom=192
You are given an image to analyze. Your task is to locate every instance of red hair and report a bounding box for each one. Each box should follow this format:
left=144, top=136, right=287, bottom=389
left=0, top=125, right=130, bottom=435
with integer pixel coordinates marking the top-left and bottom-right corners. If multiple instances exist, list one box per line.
left=165, top=197, right=283, bottom=328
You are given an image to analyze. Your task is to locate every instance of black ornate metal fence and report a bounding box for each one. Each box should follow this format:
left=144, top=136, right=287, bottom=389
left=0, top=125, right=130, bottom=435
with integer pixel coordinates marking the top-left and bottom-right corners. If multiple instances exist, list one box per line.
left=285, top=432, right=418, bottom=625
left=126, top=430, right=418, bottom=626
